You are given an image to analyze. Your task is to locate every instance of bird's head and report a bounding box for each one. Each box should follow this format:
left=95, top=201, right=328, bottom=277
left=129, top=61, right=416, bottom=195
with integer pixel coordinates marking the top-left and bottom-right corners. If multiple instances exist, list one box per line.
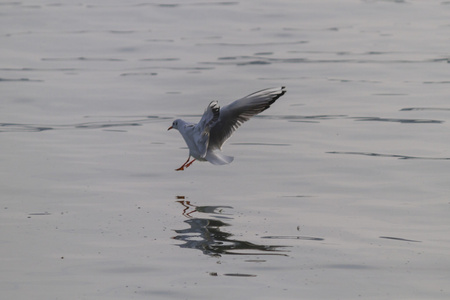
left=167, top=119, right=181, bottom=131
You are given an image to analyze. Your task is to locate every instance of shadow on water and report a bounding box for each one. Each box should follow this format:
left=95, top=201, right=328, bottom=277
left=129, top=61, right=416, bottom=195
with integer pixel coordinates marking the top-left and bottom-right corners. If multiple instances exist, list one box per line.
left=172, top=199, right=289, bottom=257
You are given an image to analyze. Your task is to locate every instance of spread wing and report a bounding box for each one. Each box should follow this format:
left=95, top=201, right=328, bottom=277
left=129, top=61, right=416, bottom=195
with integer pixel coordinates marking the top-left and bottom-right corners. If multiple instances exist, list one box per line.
left=194, top=101, right=220, bottom=157
left=208, top=86, right=286, bottom=150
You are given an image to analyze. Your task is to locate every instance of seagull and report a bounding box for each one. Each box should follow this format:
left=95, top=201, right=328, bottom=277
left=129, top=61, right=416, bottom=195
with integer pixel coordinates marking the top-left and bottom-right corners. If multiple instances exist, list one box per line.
left=168, top=86, right=286, bottom=171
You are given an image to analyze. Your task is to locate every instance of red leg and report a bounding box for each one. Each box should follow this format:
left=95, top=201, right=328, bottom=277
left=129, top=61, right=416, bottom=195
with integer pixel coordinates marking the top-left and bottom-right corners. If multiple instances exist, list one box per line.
left=175, top=156, right=191, bottom=171
left=185, top=158, right=196, bottom=169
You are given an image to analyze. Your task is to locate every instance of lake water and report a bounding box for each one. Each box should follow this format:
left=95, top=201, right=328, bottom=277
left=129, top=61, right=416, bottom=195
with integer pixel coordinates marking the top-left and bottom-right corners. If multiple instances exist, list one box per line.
left=1, top=1, right=450, bottom=299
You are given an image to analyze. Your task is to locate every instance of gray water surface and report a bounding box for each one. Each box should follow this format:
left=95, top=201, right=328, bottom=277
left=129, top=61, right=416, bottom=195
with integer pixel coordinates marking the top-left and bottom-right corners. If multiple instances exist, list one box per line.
left=1, top=1, right=450, bottom=299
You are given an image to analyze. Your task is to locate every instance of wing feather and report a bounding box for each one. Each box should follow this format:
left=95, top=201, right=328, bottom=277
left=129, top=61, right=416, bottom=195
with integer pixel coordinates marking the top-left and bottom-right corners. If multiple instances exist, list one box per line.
left=194, top=101, right=220, bottom=157
left=208, top=87, right=286, bottom=149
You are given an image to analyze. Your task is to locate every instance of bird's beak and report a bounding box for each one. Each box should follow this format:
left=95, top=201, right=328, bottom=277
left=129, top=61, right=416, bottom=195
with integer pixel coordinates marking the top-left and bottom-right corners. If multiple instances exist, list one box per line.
left=167, top=126, right=173, bottom=131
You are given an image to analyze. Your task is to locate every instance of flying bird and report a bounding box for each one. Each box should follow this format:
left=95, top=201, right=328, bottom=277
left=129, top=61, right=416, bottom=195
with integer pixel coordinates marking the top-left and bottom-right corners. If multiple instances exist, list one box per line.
left=168, top=86, right=286, bottom=171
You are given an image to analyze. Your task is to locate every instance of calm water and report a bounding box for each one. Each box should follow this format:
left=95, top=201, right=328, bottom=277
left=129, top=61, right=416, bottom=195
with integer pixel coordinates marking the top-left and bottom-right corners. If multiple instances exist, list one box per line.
left=1, top=1, right=450, bottom=299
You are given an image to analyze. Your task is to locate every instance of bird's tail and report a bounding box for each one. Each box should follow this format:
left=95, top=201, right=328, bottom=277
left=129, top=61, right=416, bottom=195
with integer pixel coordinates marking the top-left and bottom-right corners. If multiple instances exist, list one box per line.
left=205, top=151, right=234, bottom=165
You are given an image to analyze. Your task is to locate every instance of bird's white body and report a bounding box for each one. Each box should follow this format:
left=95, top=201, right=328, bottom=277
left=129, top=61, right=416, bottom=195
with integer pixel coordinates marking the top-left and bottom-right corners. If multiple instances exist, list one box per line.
left=168, top=87, right=286, bottom=170
left=173, top=119, right=234, bottom=165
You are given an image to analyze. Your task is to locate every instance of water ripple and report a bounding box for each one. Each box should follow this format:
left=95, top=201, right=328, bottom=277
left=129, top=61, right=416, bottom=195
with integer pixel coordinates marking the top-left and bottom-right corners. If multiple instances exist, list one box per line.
left=0, top=77, right=43, bottom=82
left=400, top=107, right=450, bottom=112
left=352, top=117, right=443, bottom=124
left=255, top=114, right=348, bottom=123
left=2, top=111, right=445, bottom=134
left=201, top=54, right=449, bottom=66
left=0, top=116, right=169, bottom=133
left=262, top=235, right=324, bottom=241
left=231, top=142, right=290, bottom=146
left=0, top=67, right=78, bottom=72
left=327, top=151, right=450, bottom=160
left=197, top=41, right=307, bottom=47
left=379, top=236, right=421, bottom=243
left=41, top=57, right=125, bottom=62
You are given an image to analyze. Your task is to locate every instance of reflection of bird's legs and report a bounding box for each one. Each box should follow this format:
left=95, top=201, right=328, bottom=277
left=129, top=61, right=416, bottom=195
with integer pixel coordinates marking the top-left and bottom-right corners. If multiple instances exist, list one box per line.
left=176, top=156, right=195, bottom=171
left=176, top=200, right=197, bottom=217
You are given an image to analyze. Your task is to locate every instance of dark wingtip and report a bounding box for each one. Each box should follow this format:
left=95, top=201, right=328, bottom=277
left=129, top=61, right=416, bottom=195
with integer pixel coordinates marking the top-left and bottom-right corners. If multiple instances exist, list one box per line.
left=269, top=86, right=287, bottom=104
left=260, top=86, right=286, bottom=112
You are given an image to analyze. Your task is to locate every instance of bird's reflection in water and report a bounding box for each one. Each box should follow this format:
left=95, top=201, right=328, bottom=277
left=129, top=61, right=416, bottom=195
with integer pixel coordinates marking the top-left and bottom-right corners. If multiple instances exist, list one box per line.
left=173, top=200, right=289, bottom=257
